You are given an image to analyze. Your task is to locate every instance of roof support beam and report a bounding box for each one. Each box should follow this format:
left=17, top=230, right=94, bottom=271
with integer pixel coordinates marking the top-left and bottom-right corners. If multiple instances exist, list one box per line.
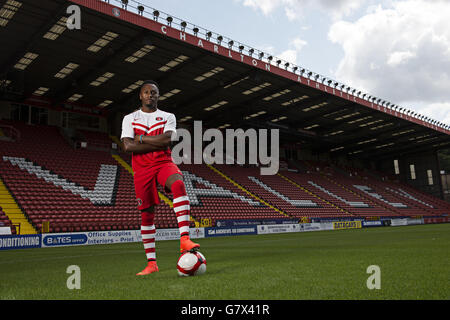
left=111, top=51, right=210, bottom=112
left=332, top=129, right=443, bottom=157
left=354, top=137, right=450, bottom=160
left=172, top=68, right=259, bottom=117
left=199, top=83, right=300, bottom=128
left=50, top=30, right=149, bottom=105
left=0, top=2, right=68, bottom=78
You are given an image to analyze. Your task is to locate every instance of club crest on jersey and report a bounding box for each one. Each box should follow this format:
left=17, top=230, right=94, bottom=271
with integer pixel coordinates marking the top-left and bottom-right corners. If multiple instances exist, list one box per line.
left=156, top=117, right=163, bottom=121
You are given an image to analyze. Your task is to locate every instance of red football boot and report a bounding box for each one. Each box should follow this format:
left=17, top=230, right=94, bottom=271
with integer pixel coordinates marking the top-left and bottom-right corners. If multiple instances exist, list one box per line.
left=136, top=261, right=159, bottom=276
left=180, top=237, right=200, bottom=253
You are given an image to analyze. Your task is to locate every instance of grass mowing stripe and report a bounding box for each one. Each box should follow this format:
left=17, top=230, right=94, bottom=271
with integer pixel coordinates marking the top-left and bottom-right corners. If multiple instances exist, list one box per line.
left=0, top=224, right=448, bottom=300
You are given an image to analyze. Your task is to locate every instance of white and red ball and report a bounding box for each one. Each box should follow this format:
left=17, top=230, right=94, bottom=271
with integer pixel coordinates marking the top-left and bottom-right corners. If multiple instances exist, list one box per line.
left=177, top=251, right=207, bottom=276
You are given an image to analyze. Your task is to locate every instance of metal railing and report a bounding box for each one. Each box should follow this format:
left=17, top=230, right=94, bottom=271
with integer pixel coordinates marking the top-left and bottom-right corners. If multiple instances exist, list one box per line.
left=100, top=0, right=449, bottom=130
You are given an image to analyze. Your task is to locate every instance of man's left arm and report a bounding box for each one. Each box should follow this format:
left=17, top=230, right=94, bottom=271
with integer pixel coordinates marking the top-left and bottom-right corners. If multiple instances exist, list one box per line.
left=137, top=113, right=176, bottom=150
left=135, top=131, right=173, bottom=151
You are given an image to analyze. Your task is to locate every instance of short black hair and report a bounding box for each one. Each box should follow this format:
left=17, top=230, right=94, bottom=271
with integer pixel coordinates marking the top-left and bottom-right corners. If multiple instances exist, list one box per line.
left=141, top=80, right=159, bottom=91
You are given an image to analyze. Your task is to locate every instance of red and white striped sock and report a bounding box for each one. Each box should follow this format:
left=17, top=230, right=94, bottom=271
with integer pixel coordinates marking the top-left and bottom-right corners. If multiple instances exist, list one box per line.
left=141, top=210, right=156, bottom=261
left=171, top=180, right=191, bottom=238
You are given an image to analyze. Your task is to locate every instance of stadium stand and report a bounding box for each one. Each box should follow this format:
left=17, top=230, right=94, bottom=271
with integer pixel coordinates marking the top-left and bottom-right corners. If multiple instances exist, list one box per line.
left=0, top=120, right=449, bottom=234
left=349, top=172, right=450, bottom=216
left=0, top=207, right=16, bottom=234
left=0, top=120, right=142, bottom=233
left=280, top=169, right=396, bottom=217
left=299, top=160, right=450, bottom=216
left=0, top=0, right=448, bottom=236
left=76, top=129, right=116, bottom=151
left=178, top=163, right=284, bottom=225
left=216, top=164, right=354, bottom=218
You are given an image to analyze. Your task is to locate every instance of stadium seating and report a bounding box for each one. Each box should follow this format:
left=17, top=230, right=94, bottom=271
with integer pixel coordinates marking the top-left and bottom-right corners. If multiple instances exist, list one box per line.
left=216, top=165, right=355, bottom=218
left=0, top=207, right=16, bottom=234
left=299, top=160, right=450, bottom=217
left=0, top=121, right=144, bottom=233
left=351, top=174, right=450, bottom=216
left=178, top=163, right=284, bottom=225
left=76, top=130, right=115, bottom=151
left=0, top=121, right=449, bottom=234
left=280, top=170, right=395, bottom=217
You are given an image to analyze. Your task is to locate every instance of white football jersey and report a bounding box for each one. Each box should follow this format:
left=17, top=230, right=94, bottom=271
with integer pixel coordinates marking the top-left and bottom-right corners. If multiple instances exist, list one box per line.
left=120, top=108, right=176, bottom=170
left=121, top=108, right=176, bottom=140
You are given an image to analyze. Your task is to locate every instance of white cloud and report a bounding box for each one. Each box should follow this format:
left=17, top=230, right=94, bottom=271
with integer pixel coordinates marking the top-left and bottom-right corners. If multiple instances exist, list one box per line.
left=328, top=0, right=450, bottom=123
left=240, top=0, right=279, bottom=15
left=237, top=0, right=368, bottom=20
left=236, top=0, right=450, bottom=124
left=278, top=49, right=298, bottom=64
left=426, top=103, right=450, bottom=125
left=411, top=101, right=450, bottom=125
left=387, top=51, right=416, bottom=67
left=262, top=37, right=307, bottom=65
left=291, top=37, right=307, bottom=51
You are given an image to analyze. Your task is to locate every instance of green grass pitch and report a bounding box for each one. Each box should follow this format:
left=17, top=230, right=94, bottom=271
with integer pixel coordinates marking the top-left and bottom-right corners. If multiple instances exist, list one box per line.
left=0, top=224, right=449, bottom=300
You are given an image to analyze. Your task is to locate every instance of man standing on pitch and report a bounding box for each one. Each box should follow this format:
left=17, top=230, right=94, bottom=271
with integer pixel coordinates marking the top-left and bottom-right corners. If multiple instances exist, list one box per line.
left=121, top=80, right=200, bottom=275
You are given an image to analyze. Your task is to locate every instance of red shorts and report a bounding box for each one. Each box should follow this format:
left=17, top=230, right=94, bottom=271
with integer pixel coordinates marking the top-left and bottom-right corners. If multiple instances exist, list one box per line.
left=133, top=161, right=182, bottom=211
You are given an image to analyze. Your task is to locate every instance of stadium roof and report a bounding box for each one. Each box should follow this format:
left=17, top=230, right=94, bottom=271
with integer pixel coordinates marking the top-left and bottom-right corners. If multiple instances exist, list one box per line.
left=1, top=0, right=449, bottom=161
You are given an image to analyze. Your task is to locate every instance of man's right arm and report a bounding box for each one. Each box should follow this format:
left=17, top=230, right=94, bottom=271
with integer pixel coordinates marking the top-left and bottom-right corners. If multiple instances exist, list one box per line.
left=121, top=115, right=142, bottom=153
left=121, top=137, right=164, bottom=154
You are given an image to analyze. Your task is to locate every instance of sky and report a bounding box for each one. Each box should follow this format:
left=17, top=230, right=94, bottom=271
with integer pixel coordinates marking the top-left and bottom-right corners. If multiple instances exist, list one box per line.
left=130, top=0, right=450, bottom=126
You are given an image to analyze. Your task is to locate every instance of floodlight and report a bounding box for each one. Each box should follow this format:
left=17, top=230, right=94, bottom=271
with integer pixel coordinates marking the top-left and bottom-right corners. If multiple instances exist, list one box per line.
left=153, top=10, right=159, bottom=21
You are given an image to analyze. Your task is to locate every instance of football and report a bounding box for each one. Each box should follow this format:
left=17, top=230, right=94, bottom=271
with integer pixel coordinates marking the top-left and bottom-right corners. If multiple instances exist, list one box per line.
left=177, top=251, right=207, bottom=276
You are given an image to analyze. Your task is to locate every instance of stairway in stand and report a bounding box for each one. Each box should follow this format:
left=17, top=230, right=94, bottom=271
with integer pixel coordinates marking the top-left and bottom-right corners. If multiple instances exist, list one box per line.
left=0, top=178, right=36, bottom=234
